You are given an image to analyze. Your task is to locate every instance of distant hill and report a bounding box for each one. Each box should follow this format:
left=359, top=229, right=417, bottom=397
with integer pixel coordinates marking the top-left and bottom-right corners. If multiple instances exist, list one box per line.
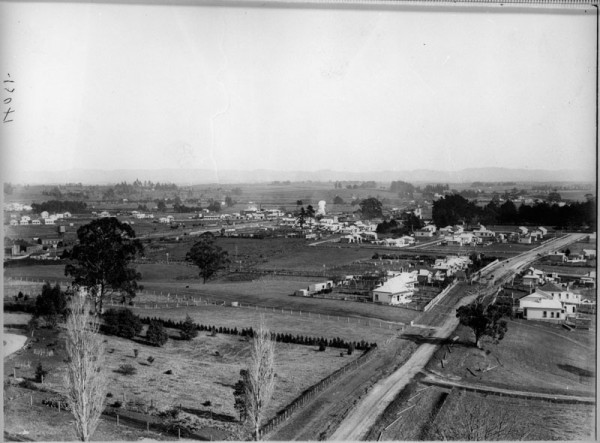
left=4, top=167, right=595, bottom=185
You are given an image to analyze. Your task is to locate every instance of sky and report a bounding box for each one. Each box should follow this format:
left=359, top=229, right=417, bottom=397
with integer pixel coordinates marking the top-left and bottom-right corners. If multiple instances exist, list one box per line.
left=0, top=1, right=597, bottom=180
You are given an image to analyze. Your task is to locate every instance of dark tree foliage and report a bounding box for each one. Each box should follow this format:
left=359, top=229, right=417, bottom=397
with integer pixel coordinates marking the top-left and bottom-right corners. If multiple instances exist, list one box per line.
left=432, top=194, right=478, bottom=227
left=456, top=301, right=511, bottom=349
left=146, top=320, right=168, bottom=347
left=333, top=195, right=345, bottom=205
left=401, top=212, right=424, bottom=231
left=31, top=200, right=88, bottom=214
left=179, top=315, right=199, bottom=340
left=207, top=200, right=222, bottom=212
left=233, top=369, right=249, bottom=422
left=63, top=218, right=144, bottom=314
left=498, top=200, right=519, bottom=225
left=35, top=282, right=69, bottom=328
left=156, top=201, right=167, bottom=212
left=35, top=362, right=48, bottom=382
left=296, top=207, right=308, bottom=228
left=103, top=308, right=143, bottom=339
left=359, top=198, right=383, bottom=219
left=185, top=237, right=230, bottom=283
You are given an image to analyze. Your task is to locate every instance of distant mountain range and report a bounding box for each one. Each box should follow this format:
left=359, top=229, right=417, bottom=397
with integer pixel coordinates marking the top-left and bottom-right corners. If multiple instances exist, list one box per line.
left=4, top=167, right=595, bottom=185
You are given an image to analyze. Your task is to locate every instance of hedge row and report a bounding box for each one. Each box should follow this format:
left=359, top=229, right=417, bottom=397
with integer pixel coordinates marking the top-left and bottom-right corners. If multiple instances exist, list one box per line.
left=140, top=316, right=377, bottom=351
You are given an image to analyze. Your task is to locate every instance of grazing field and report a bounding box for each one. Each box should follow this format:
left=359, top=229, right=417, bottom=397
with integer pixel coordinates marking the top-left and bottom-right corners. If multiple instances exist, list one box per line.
left=428, top=319, right=595, bottom=397
left=4, top=324, right=364, bottom=436
left=130, top=304, right=399, bottom=345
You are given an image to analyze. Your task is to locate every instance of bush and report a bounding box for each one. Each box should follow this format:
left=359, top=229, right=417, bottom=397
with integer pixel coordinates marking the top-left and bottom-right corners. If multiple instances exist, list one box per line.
left=318, top=342, right=326, bottom=352
left=164, top=369, right=173, bottom=375
left=112, top=400, right=122, bottom=408
left=147, top=321, right=168, bottom=347
left=347, top=343, right=355, bottom=355
left=179, top=315, right=198, bottom=341
left=103, top=308, right=143, bottom=339
left=147, top=356, right=155, bottom=364
left=117, top=364, right=137, bottom=376
left=106, top=392, right=113, bottom=398
left=133, top=349, right=139, bottom=358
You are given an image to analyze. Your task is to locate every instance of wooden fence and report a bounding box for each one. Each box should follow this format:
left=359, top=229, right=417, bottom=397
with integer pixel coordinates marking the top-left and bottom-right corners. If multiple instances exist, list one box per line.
left=423, top=281, right=458, bottom=312
left=258, top=346, right=378, bottom=439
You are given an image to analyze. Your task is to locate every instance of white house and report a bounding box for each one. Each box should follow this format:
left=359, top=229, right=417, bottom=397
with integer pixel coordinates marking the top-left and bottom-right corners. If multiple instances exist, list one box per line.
left=519, top=293, right=565, bottom=322
left=583, top=249, right=596, bottom=259
left=9, top=219, right=18, bottom=226
left=537, top=282, right=581, bottom=315
left=372, top=273, right=418, bottom=305
left=522, top=267, right=545, bottom=287
left=31, top=219, right=41, bottom=225
left=44, top=218, right=55, bottom=225
left=415, top=225, right=437, bottom=238
left=40, top=211, right=49, bottom=219
left=472, top=225, right=495, bottom=239
left=308, top=281, right=334, bottom=293
left=518, top=226, right=528, bottom=235
left=518, top=235, right=532, bottom=244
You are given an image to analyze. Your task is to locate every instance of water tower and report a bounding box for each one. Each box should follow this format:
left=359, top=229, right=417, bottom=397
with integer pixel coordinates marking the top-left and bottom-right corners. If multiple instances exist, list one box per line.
left=317, top=200, right=326, bottom=216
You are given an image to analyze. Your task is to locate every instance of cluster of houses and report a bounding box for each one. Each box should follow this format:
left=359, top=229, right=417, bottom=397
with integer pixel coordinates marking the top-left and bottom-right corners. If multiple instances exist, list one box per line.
left=293, top=255, right=471, bottom=306
left=8, top=211, right=72, bottom=226
left=545, top=249, right=596, bottom=264
left=4, top=202, right=33, bottom=212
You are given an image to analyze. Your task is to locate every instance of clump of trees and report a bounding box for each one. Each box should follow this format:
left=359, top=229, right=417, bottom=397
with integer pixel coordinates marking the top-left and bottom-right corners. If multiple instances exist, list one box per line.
left=63, top=217, right=144, bottom=314
left=185, top=236, right=230, bottom=283
left=34, top=282, right=69, bottom=328
left=456, top=300, right=511, bottom=349
left=359, top=198, right=383, bottom=219
left=432, top=194, right=596, bottom=229
left=31, top=200, right=88, bottom=214
left=389, top=180, right=415, bottom=197
left=103, top=309, right=142, bottom=339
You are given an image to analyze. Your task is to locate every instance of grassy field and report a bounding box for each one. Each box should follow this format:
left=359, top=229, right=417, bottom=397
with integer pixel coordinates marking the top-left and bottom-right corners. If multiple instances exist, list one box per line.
left=130, top=303, right=399, bottom=345
left=4, top=322, right=364, bottom=435
left=5, top=265, right=421, bottom=324
left=428, top=319, right=595, bottom=397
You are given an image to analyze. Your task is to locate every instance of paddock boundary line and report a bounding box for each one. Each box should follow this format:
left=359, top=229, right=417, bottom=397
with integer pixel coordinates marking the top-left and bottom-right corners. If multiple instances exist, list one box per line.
left=4, top=278, right=407, bottom=331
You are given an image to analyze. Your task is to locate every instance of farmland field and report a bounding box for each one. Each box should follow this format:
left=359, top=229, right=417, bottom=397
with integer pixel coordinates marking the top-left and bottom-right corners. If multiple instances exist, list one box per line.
left=3, top=323, right=366, bottom=436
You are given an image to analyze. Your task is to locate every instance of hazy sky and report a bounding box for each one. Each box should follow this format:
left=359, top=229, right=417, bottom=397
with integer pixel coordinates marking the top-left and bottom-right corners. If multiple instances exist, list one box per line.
left=1, top=2, right=597, bottom=179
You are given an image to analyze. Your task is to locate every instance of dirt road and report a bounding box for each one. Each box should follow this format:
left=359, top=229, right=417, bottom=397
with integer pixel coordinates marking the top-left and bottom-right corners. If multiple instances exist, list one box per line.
left=329, top=291, right=478, bottom=441
left=329, top=233, right=586, bottom=441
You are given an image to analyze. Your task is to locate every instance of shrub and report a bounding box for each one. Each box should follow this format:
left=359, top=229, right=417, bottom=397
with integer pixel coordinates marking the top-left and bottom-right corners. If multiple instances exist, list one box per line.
left=347, top=343, right=355, bottom=355
left=147, top=321, right=168, bottom=347
left=164, top=369, right=173, bottom=375
left=147, top=356, right=155, bottom=364
left=203, top=400, right=211, bottom=407
left=117, top=364, right=137, bottom=376
left=35, top=362, right=48, bottom=382
left=106, top=392, right=113, bottom=398
left=180, top=315, right=198, bottom=341
left=103, top=308, right=142, bottom=339
left=318, top=342, right=326, bottom=352
left=112, top=400, right=122, bottom=408
left=133, top=349, right=139, bottom=358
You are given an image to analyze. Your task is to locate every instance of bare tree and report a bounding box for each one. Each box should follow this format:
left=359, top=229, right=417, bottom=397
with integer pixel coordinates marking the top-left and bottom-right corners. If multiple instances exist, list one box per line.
left=64, top=295, right=108, bottom=441
left=245, top=317, right=276, bottom=440
left=425, top=391, right=539, bottom=440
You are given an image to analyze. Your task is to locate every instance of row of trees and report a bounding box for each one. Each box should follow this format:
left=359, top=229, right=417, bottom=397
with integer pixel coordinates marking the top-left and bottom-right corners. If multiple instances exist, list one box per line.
left=139, top=316, right=377, bottom=351
left=432, top=194, right=596, bottom=228
left=31, top=200, right=88, bottom=214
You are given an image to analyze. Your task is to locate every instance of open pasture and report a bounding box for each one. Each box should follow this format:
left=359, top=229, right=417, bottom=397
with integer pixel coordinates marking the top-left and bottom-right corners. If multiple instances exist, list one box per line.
left=130, top=302, right=400, bottom=345
left=135, top=277, right=419, bottom=324
left=4, top=325, right=364, bottom=432
left=430, top=319, right=595, bottom=396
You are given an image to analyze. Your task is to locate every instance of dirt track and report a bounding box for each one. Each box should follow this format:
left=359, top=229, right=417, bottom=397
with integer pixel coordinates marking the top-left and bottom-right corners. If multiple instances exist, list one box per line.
left=329, top=233, right=586, bottom=441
